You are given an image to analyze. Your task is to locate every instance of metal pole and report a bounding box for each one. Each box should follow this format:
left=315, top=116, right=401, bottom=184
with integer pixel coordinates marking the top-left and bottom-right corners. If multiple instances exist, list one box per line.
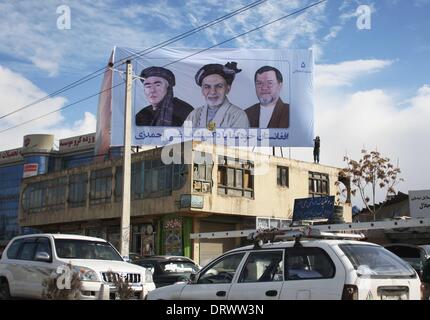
left=120, top=60, right=132, bottom=256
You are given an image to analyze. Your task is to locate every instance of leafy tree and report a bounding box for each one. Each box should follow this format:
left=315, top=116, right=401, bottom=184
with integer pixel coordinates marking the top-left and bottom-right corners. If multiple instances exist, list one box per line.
left=338, top=149, right=403, bottom=221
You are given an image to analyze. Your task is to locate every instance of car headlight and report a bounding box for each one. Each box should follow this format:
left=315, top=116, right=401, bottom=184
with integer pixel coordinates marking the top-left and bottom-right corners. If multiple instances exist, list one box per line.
left=73, top=266, right=99, bottom=281
left=144, top=269, right=153, bottom=283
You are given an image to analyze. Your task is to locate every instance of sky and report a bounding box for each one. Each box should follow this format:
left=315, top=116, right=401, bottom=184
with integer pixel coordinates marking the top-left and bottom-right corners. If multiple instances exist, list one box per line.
left=0, top=0, right=429, bottom=207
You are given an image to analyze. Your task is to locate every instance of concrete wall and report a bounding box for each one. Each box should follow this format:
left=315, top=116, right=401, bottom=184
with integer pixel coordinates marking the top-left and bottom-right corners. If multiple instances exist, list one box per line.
left=19, top=142, right=352, bottom=228
left=190, top=143, right=352, bottom=222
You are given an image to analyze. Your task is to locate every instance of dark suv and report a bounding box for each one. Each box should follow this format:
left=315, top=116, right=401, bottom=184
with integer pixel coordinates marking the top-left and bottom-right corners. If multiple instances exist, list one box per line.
left=133, top=256, right=200, bottom=288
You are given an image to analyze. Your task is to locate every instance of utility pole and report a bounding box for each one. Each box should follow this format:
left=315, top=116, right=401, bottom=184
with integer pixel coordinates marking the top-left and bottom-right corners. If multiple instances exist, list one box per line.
left=120, top=60, right=132, bottom=256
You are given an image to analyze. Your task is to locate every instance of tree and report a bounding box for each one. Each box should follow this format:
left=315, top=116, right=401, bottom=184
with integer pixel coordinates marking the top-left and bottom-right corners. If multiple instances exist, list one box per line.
left=338, top=149, right=403, bottom=221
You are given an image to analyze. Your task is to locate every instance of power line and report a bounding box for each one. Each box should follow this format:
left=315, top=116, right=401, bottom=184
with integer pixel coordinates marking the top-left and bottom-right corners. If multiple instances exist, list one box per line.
left=0, top=82, right=124, bottom=134
left=164, top=0, right=326, bottom=67
left=114, top=0, right=269, bottom=67
left=0, top=0, right=268, bottom=121
left=0, top=0, right=326, bottom=135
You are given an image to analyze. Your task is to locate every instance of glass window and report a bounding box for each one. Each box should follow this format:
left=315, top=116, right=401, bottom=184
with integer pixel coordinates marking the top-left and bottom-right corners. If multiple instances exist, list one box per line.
left=18, top=241, right=37, bottom=261
left=285, top=247, right=335, bottom=280
left=6, top=239, right=24, bottom=259
left=217, top=156, right=254, bottom=198
left=308, top=172, right=329, bottom=197
left=198, top=253, right=245, bottom=284
left=160, top=261, right=200, bottom=273
left=114, top=166, right=123, bottom=202
left=55, top=239, right=123, bottom=261
left=339, top=244, right=416, bottom=279
left=35, top=237, right=52, bottom=258
left=193, top=157, right=213, bottom=194
left=89, top=168, right=112, bottom=205
left=277, top=166, right=289, bottom=187
left=68, top=173, right=87, bottom=208
left=239, top=251, right=283, bottom=283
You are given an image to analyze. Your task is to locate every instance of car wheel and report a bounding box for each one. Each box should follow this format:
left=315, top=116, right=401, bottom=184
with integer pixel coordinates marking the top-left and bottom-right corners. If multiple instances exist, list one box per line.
left=0, top=279, right=11, bottom=300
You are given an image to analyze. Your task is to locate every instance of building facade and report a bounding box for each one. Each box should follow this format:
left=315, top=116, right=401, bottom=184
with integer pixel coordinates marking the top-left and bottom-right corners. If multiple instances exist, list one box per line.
left=0, top=133, right=96, bottom=249
left=18, top=141, right=352, bottom=266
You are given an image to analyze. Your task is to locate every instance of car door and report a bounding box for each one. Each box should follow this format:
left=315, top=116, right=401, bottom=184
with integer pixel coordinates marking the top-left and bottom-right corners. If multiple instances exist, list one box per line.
left=13, top=237, right=38, bottom=298
left=228, top=250, right=284, bottom=300
left=30, top=237, right=55, bottom=298
left=180, top=252, right=245, bottom=300
left=280, top=246, right=345, bottom=300
left=2, top=238, right=25, bottom=296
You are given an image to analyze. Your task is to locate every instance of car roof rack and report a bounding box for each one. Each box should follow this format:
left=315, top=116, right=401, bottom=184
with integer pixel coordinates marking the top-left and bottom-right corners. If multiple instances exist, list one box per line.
left=190, top=217, right=430, bottom=248
left=247, top=227, right=366, bottom=248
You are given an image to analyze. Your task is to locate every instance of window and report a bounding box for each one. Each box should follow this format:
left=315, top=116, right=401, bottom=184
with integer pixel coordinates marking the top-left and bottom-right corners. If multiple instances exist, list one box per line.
left=6, top=239, right=24, bottom=259
left=339, top=244, right=415, bottom=279
left=277, top=166, right=289, bottom=187
left=35, top=237, right=52, bottom=260
left=217, top=156, right=254, bottom=198
left=285, top=247, right=335, bottom=280
left=193, top=154, right=213, bottom=193
left=45, top=177, right=66, bottom=211
left=198, top=253, right=245, bottom=284
left=18, top=240, right=38, bottom=261
left=239, top=251, right=283, bottom=283
left=309, top=172, right=329, bottom=197
left=114, top=166, right=123, bottom=202
left=22, top=177, right=66, bottom=214
left=89, top=168, right=112, bottom=205
left=68, top=173, right=87, bottom=208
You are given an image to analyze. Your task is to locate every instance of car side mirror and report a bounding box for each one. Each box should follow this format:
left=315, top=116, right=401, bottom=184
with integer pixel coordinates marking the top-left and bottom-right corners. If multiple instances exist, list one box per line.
left=123, top=256, right=131, bottom=263
left=189, top=272, right=197, bottom=284
left=35, top=252, right=51, bottom=262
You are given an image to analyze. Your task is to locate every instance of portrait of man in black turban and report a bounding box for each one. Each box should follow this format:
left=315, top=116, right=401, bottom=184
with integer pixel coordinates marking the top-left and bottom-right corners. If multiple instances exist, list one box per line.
left=135, top=66, right=194, bottom=127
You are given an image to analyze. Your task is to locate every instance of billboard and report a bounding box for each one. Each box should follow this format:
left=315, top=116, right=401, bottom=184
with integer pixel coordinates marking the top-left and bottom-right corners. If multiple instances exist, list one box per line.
left=97, top=47, right=314, bottom=147
left=23, top=163, right=38, bottom=178
left=409, top=190, right=430, bottom=218
left=293, top=196, right=335, bottom=222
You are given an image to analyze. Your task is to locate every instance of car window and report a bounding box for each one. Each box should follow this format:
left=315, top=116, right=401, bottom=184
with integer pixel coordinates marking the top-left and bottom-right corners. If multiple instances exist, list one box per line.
left=239, top=251, right=283, bottom=283
left=35, top=237, right=52, bottom=259
left=55, top=239, right=123, bottom=261
left=139, top=262, right=156, bottom=275
left=6, top=239, right=24, bottom=259
left=285, top=247, right=335, bottom=280
left=161, top=261, right=199, bottom=273
left=339, top=244, right=416, bottom=278
left=18, top=241, right=38, bottom=261
left=198, top=253, right=245, bottom=284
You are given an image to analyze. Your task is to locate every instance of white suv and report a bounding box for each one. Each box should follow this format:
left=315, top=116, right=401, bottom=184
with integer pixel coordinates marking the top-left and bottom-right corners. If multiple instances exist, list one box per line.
left=147, top=239, right=421, bottom=300
left=0, top=234, right=155, bottom=300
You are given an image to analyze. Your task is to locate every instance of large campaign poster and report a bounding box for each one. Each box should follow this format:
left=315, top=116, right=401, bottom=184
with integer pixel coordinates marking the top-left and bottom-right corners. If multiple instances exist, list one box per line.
left=101, top=47, right=314, bottom=147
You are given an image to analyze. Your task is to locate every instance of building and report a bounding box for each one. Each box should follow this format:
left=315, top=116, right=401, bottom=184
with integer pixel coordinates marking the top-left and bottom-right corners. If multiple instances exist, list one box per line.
left=0, top=133, right=96, bottom=250
left=354, top=191, right=430, bottom=245
left=18, top=140, right=352, bottom=266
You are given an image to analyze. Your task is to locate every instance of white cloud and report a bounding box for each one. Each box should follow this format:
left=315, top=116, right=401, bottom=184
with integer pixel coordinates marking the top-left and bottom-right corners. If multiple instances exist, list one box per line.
left=323, top=25, right=342, bottom=41
left=315, top=59, right=394, bottom=88
left=0, top=65, right=95, bottom=150
left=289, top=60, right=430, bottom=206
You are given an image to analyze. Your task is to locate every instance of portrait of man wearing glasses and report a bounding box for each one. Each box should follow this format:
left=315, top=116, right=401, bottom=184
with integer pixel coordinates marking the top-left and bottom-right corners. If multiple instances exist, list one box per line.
left=245, top=66, right=289, bottom=128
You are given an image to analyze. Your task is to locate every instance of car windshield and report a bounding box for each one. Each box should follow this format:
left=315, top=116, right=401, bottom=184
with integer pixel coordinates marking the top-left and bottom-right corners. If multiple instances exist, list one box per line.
left=339, top=244, right=416, bottom=278
left=160, top=261, right=199, bottom=273
left=55, top=239, right=123, bottom=261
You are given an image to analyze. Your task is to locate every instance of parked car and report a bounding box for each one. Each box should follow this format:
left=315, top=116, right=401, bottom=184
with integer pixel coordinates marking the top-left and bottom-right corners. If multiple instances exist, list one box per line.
left=127, top=252, right=143, bottom=263
left=383, top=243, right=430, bottom=278
left=147, top=239, right=421, bottom=300
left=0, top=234, right=156, bottom=300
left=133, top=255, right=200, bottom=288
